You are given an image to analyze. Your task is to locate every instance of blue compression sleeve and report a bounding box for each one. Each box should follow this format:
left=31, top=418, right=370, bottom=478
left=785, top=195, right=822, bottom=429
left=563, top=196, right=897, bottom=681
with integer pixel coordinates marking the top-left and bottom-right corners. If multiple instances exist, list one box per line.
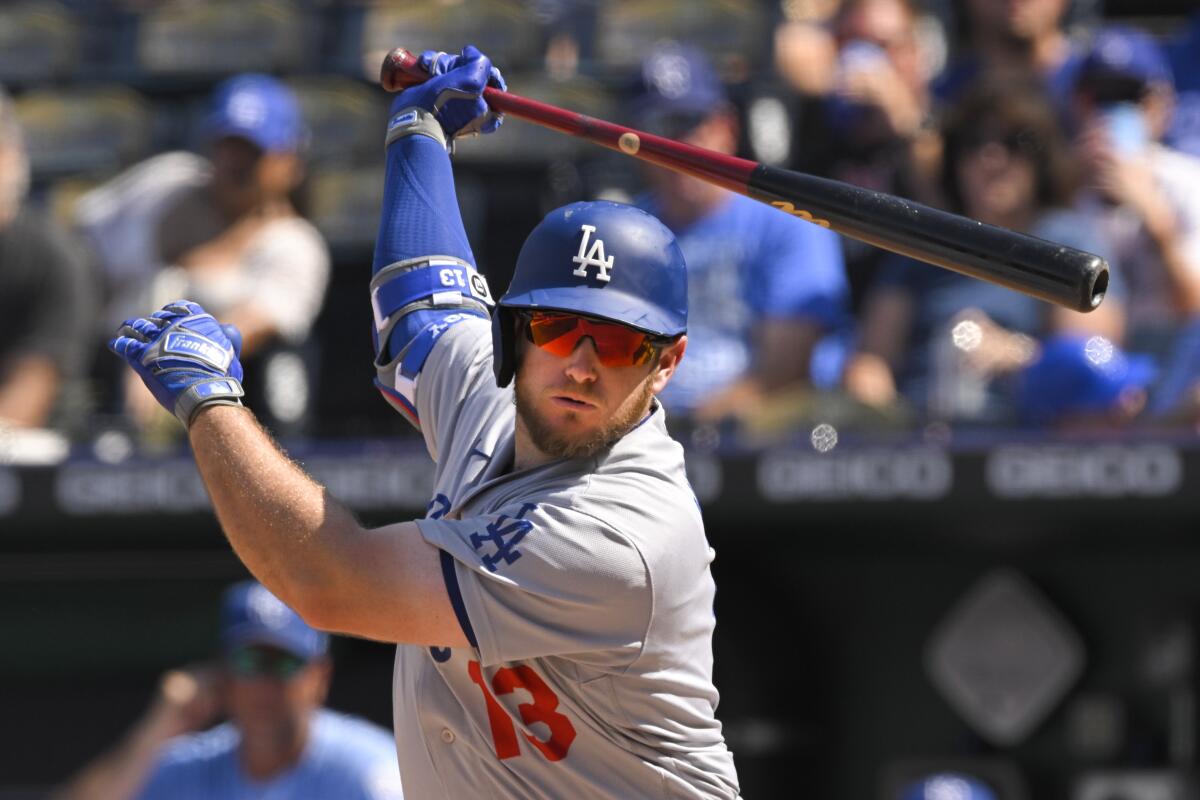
left=372, top=133, right=479, bottom=361
left=372, top=134, right=476, bottom=275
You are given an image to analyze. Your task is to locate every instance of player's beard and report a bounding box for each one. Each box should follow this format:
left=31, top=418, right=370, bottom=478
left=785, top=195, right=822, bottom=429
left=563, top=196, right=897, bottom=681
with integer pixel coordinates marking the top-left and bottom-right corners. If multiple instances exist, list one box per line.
left=514, top=369, right=657, bottom=461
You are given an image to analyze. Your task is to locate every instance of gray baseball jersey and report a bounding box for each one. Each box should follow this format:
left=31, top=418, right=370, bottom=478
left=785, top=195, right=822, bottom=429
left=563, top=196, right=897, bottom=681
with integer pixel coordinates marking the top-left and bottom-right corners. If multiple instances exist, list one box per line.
left=391, top=317, right=740, bottom=799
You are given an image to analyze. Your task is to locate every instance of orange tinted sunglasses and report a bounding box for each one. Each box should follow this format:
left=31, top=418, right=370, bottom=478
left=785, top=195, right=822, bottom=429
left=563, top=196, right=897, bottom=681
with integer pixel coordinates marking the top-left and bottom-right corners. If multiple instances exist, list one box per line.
left=522, top=311, right=662, bottom=367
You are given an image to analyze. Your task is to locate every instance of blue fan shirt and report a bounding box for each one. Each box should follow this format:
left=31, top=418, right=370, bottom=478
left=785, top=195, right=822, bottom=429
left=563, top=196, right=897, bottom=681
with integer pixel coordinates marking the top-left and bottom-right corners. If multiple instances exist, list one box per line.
left=135, top=709, right=403, bottom=800
left=637, top=192, right=848, bottom=412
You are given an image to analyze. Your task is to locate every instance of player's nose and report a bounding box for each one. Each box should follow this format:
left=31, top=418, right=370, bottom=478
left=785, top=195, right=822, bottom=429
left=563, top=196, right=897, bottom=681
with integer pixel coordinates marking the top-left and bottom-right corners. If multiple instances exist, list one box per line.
left=563, top=336, right=600, bottom=383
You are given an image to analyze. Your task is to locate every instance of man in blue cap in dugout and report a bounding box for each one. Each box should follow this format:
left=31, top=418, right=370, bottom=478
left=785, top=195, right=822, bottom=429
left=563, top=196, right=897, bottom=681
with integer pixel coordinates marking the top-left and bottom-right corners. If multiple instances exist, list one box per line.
left=54, top=580, right=403, bottom=800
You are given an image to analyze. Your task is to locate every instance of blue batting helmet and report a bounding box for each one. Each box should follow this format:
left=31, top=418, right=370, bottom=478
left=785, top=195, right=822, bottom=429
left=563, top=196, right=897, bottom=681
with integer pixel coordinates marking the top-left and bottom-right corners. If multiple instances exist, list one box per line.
left=492, top=200, right=688, bottom=387
left=898, top=773, right=998, bottom=800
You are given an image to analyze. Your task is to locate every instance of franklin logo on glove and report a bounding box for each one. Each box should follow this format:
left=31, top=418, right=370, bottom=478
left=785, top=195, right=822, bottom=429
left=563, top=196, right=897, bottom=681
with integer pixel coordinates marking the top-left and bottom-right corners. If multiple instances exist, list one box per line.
left=163, top=332, right=234, bottom=371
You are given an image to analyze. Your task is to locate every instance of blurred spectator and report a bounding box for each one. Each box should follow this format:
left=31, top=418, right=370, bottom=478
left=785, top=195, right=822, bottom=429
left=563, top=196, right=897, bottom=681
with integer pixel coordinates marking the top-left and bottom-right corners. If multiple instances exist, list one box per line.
left=935, top=0, right=1083, bottom=119
left=1073, top=26, right=1200, bottom=361
left=825, top=0, right=935, bottom=190
left=1164, top=8, right=1200, bottom=158
left=844, top=77, right=1119, bottom=422
left=1015, top=333, right=1155, bottom=431
left=53, top=580, right=402, bottom=800
left=630, top=43, right=849, bottom=424
left=76, top=74, right=330, bottom=438
left=793, top=0, right=941, bottom=305
left=531, top=0, right=600, bottom=80
left=773, top=0, right=842, bottom=98
left=0, top=88, right=95, bottom=432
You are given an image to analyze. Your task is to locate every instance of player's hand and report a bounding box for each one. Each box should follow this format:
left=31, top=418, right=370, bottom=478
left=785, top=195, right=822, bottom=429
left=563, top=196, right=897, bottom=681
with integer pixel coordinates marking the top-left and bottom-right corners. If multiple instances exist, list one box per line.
left=389, top=44, right=506, bottom=141
left=108, top=300, right=245, bottom=427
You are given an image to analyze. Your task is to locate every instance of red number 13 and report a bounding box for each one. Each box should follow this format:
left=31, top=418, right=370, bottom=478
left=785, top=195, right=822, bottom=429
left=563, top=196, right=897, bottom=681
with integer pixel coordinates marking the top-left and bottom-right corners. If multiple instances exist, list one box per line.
left=467, top=660, right=577, bottom=761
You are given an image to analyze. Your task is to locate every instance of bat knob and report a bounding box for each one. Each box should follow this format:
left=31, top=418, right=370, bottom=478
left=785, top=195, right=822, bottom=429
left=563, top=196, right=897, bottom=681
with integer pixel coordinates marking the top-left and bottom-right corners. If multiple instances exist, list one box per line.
left=380, top=47, right=426, bottom=92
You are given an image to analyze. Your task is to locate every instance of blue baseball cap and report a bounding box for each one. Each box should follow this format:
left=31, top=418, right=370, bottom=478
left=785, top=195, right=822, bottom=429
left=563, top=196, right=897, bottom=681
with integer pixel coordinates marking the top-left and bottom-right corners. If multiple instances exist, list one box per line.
left=630, top=43, right=728, bottom=135
left=898, top=773, right=998, bottom=800
left=1016, top=334, right=1157, bottom=426
left=218, top=580, right=328, bottom=660
left=1078, top=26, right=1173, bottom=90
left=205, top=73, right=306, bottom=153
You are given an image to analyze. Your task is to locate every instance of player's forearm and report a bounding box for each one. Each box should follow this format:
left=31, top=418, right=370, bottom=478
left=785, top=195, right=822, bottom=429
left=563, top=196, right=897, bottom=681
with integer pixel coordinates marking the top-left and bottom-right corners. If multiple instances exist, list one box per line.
left=373, top=133, right=475, bottom=276
left=187, top=405, right=362, bottom=621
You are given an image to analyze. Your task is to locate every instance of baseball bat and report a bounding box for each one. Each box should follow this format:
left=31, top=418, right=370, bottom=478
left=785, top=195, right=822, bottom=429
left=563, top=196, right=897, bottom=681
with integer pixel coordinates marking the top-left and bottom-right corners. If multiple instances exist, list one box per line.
left=381, top=48, right=1108, bottom=313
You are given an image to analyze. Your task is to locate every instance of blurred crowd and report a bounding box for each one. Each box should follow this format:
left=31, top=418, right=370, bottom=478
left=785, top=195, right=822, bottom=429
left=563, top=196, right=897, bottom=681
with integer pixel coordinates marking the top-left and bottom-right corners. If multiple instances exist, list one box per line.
left=0, top=0, right=1198, bottom=455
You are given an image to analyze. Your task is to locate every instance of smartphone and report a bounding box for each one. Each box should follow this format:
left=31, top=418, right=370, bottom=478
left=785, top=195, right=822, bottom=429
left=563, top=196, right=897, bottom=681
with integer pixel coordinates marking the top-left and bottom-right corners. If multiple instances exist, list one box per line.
left=1101, top=103, right=1147, bottom=155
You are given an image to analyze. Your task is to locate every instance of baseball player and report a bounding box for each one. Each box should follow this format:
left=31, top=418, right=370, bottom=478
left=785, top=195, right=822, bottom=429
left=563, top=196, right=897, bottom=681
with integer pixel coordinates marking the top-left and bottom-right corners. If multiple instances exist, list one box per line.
left=108, top=44, right=740, bottom=799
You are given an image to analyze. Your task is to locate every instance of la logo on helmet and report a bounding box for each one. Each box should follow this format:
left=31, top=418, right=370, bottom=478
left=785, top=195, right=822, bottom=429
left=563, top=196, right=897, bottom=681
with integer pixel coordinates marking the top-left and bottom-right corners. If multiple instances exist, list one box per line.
left=572, top=224, right=613, bottom=283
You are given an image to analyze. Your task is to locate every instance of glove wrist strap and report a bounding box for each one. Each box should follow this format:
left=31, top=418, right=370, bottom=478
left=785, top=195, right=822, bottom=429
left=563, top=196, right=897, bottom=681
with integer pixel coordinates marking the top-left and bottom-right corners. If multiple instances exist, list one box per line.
left=385, top=107, right=449, bottom=151
left=176, top=377, right=246, bottom=427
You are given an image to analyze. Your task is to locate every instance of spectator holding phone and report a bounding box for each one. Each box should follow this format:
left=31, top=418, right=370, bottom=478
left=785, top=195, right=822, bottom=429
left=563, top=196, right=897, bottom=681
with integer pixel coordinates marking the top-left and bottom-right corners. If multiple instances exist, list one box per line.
left=798, top=0, right=941, bottom=306
left=1073, top=25, right=1200, bottom=360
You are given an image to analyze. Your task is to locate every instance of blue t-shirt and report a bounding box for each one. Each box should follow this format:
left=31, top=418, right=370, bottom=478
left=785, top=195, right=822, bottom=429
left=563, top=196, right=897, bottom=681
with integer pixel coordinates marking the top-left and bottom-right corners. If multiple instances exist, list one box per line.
left=135, top=709, right=403, bottom=800
left=637, top=192, right=848, bottom=411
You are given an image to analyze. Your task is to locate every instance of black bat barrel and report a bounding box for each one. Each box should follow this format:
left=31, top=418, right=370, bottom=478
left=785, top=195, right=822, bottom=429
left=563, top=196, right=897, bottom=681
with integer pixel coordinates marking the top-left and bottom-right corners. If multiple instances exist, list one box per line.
left=747, top=164, right=1108, bottom=313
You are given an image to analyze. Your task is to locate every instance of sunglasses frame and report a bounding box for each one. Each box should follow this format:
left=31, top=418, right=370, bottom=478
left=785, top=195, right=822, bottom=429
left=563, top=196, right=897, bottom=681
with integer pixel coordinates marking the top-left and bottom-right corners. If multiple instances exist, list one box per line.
left=517, top=310, right=674, bottom=368
left=226, top=645, right=308, bottom=681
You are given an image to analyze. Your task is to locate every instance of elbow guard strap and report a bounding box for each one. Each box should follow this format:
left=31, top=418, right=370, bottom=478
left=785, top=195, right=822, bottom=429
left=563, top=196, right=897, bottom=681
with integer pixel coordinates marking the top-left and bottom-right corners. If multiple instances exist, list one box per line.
left=370, top=257, right=493, bottom=339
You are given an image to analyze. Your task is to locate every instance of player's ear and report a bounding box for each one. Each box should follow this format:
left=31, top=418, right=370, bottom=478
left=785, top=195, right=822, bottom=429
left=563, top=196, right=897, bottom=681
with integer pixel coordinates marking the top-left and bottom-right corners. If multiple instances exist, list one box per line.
left=649, top=335, right=686, bottom=395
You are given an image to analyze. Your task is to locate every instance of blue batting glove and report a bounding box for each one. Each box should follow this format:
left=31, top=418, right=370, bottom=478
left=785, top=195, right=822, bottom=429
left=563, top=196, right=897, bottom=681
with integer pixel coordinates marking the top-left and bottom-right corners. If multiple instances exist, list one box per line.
left=389, top=44, right=506, bottom=141
left=108, top=300, right=245, bottom=427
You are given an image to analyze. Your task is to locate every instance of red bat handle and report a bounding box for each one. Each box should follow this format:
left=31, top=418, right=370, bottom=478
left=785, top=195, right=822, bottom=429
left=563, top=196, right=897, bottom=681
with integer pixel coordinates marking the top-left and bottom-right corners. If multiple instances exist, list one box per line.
left=378, top=47, right=758, bottom=195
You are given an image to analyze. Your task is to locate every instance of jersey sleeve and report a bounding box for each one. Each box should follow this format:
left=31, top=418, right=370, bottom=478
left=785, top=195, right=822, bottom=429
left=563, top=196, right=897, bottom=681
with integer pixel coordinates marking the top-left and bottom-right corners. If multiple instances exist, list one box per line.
left=408, top=316, right=499, bottom=461
left=742, top=205, right=848, bottom=328
left=416, top=501, right=652, bottom=669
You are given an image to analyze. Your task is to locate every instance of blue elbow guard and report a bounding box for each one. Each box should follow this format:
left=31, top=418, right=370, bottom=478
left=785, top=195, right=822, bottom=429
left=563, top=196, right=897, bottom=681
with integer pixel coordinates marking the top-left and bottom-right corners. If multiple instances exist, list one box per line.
left=371, top=257, right=493, bottom=425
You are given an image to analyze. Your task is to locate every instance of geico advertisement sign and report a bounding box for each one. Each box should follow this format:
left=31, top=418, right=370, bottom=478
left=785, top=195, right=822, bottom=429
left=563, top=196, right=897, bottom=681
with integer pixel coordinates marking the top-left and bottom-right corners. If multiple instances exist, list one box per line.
left=757, top=448, right=953, bottom=501
left=985, top=445, right=1182, bottom=498
left=54, top=455, right=434, bottom=514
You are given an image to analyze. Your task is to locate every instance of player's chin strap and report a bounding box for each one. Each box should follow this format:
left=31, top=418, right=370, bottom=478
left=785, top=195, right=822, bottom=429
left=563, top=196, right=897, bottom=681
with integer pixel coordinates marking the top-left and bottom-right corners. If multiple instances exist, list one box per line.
left=370, top=256, right=494, bottom=425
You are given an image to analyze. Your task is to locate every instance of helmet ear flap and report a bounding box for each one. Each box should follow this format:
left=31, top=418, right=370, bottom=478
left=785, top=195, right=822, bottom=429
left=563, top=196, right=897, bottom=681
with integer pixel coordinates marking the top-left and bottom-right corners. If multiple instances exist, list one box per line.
left=491, top=308, right=517, bottom=387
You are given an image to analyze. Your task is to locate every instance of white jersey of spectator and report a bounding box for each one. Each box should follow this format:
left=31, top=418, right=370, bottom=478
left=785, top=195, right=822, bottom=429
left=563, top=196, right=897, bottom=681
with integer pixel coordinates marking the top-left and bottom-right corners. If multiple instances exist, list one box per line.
left=134, top=709, right=404, bottom=800
left=144, top=215, right=329, bottom=344
left=1100, top=144, right=1200, bottom=349
left=75, top=151, right=330, bottom=344
left=393, top=316, right=739, bottom=799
